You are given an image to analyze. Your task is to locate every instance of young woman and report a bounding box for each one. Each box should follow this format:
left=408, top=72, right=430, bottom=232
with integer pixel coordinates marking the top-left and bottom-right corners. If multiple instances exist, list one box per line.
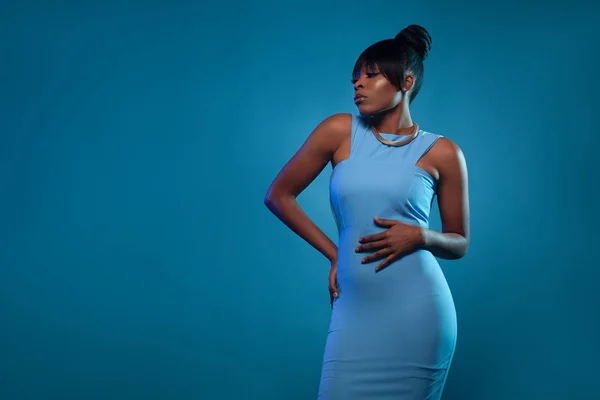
left=264, top=24, right=470, bottom=399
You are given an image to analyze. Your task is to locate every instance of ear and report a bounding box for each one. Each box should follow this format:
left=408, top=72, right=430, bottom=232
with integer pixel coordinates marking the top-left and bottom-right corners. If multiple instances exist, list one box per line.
left=403, top=75, right=415, bottom=92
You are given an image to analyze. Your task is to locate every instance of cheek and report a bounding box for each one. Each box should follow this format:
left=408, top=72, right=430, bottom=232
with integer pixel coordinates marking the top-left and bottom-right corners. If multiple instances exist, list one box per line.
left=373, top=80, right=399, bottom=103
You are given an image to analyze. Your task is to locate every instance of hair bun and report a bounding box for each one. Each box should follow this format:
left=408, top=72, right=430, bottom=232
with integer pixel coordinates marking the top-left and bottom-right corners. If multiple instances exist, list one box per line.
left=394, top=24, right=432, bottom=60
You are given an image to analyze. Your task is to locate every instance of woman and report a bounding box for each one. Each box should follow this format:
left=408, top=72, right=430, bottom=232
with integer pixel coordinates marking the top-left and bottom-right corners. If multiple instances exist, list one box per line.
left=264, top=24, right=470, bottom=399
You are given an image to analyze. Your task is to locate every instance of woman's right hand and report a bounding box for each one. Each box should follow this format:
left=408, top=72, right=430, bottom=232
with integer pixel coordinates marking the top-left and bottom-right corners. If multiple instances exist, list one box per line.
left=329, top=259, right=339, bottom=308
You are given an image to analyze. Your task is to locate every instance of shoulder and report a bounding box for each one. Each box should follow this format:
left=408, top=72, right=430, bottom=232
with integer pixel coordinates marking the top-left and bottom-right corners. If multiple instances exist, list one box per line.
left=429, top=136, right=467, bottom=176
left=308, top=113, right=352, bottom=151
left=432, top=136, right=464, bottom=158
left=320, top=113, right=353, bottom=132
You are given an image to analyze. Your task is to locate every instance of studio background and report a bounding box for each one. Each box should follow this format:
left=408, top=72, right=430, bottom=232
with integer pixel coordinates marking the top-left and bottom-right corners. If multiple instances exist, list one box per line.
left=2, top=1, right=598, bottom=399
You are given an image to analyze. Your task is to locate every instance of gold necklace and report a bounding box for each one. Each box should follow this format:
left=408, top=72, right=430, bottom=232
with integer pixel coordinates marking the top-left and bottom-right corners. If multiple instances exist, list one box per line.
left=371, top=122, right=419, bottom=147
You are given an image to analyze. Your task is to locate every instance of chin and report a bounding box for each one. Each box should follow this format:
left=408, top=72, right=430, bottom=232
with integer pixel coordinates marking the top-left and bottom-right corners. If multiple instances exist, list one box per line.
left=357, top=104, right=378, bottom=117
left=357, top=104, right=381, bottom=117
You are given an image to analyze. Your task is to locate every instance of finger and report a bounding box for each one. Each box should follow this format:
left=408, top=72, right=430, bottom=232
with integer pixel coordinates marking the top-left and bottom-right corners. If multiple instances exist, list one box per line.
left=329, top=288, right=338, bottom=308
left=359, top=232, right=386, bottom=243
left=329, top=277, right=339, bottom=298
left=361, top=248, right=391, bottom=264
left=375, top=254, right=397, bottom=272
left=329, top=275, right=338, bottom=293
left=355, top=239, right=387, bottom=252
left=374, top=216, right=398, bottom=226
left=330, top=287, right=339, bottom=298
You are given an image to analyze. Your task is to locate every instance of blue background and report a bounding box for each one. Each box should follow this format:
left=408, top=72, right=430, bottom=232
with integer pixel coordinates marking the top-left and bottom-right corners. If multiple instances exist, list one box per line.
left=2, top=1, right=598, bottom=399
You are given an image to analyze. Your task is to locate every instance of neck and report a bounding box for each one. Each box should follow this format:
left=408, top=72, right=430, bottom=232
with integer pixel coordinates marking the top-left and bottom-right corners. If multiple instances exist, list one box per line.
left=371, top=102, right=414, bottom=135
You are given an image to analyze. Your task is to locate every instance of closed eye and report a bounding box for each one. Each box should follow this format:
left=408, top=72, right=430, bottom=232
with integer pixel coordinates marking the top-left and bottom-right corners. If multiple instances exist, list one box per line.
left=351, top=72, right=380, bottom=84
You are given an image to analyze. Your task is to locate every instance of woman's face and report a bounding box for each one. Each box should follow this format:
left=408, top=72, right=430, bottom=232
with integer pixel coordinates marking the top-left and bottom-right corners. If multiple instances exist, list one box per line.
left=352, top=65, right=405, bottom=116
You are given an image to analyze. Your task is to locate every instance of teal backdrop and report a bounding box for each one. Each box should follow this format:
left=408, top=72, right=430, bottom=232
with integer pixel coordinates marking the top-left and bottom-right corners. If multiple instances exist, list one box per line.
left=2, top=1, right=598, bottom=399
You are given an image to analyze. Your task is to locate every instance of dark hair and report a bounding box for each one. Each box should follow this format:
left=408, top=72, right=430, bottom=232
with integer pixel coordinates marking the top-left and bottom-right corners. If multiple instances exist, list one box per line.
left=352, top=25, right=432, bottom=104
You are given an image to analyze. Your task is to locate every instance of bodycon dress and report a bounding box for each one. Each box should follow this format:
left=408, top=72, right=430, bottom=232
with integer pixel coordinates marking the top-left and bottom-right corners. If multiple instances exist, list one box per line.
left=317, top=113, right=457, bottom=399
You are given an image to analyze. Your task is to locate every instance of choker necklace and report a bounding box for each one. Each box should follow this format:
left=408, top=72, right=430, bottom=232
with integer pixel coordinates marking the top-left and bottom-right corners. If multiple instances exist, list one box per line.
left=371, top=122, right=419, bottom=147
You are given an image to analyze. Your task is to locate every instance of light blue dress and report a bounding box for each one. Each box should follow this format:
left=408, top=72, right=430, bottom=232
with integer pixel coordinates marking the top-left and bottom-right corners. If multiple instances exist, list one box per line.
left=318, top=113, right=457, bottom=399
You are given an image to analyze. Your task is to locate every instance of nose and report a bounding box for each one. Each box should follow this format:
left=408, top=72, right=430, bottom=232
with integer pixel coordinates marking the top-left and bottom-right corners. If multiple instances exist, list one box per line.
left=354, top=79, right=364, bottom=90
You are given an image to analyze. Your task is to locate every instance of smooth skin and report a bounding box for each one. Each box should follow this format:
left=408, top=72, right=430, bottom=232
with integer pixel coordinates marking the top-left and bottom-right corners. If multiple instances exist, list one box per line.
left=265, top=65, right=470, bottom=308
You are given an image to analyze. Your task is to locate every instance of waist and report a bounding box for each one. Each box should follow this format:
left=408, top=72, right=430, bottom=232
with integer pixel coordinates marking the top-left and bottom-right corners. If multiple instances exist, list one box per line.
left=335, top=229, right=448, bottom=299
left=337, top=225, right=429, bottom=255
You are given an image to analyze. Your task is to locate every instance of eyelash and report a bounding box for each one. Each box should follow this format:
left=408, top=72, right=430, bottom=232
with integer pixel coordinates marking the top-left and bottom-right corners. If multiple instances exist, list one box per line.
left=351, top=72, right=379, bottom=84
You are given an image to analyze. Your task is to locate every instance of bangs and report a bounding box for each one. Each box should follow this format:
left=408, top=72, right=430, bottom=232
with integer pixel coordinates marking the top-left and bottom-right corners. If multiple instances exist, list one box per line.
left=351, top=40, right=404, bottom=90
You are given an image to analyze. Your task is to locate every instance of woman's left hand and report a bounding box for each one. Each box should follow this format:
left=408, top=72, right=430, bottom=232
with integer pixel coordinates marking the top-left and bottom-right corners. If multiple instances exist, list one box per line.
left=355, top=216, right=424, bottom=272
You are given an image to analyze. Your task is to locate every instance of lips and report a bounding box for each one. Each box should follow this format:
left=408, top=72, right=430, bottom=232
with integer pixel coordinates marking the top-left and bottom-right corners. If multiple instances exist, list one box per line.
left=354, top=94, right=367, bottom=103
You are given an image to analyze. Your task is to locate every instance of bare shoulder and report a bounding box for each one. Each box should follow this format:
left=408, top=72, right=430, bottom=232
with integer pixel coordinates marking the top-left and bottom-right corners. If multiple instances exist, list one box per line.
left=309, top=112, right=352, bottom=150
left=322, top=112, right=352, bottom=128
left=264, top=113, right=352, bottom=200
left=431, top=137, right=467, bottom=181
left=432, top=137, right=463, bottom=158
left=431, top=137, right=467, bottom=171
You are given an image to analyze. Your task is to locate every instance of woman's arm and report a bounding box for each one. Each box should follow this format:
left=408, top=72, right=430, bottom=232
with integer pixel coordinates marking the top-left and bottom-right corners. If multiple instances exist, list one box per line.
left=264, top=113, right=350, bottom=263
left=420, top=138, right=470, bottom=260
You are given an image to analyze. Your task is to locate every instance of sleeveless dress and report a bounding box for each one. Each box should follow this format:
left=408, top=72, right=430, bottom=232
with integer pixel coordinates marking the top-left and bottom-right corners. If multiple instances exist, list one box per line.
left=318, top=113, right=457, bottom=399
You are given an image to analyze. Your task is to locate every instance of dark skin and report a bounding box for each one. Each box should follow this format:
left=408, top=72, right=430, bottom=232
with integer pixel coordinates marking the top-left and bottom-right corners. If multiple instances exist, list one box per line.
left=265, top=65, right=470, bottom=308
